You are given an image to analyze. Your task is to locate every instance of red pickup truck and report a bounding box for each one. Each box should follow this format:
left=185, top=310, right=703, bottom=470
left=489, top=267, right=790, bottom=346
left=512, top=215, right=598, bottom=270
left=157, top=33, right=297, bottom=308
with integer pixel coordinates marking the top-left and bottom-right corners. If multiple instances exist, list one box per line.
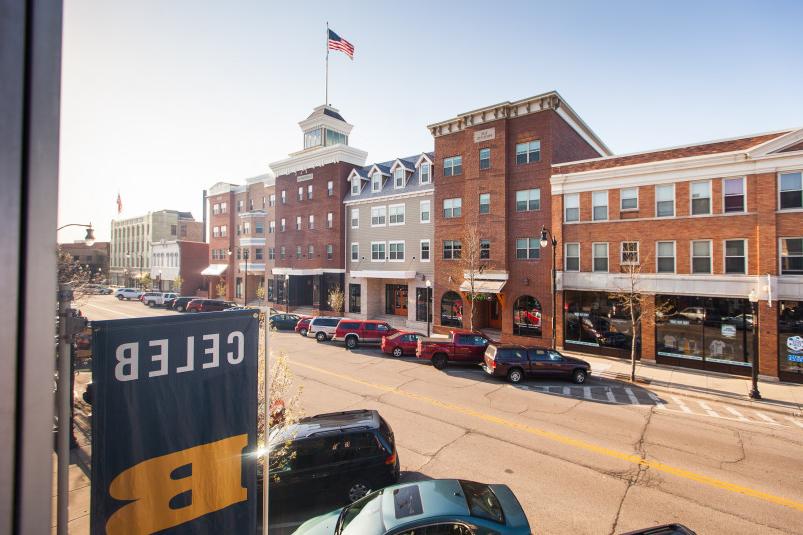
left=415, top=330, right=491, bottom=370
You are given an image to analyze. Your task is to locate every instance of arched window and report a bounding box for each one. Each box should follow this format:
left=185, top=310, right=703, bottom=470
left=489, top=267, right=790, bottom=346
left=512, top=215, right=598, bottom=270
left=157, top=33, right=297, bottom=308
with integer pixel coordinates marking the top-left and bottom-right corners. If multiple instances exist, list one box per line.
left=440, top=291, right=464, bottom=328
left=514, top=295, right=542, bottom=337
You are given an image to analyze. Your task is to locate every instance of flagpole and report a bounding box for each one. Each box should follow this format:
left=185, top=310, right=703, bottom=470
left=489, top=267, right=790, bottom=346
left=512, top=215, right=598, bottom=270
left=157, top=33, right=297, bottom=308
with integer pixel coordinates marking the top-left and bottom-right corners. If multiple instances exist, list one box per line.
left=325, top=22, right=329, bottom=105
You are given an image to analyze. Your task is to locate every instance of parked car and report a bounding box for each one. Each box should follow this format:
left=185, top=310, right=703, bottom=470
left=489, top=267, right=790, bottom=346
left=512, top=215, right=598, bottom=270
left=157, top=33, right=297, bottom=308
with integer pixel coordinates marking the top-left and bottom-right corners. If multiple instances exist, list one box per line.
left=295, top=317, right=312, bottom=337
left=113, top=288, right=142, bottom=301
left=171, top=296, right=197, bottom=312
left=620, top=525, right=696, bottom=535
left=332, top=320, right=397, bottom=349
left=162, top=294, right=182, bottom=309
left=266, top=409, right=399, bottom=505
left=269, top=313, right=301, bottom=330
left=85, top=284, right=112, bottom=295
left=141, top=292, right=177, bottom=307
left=307, top=316, right=344, bottom=342
left=416, top=330, right=491, bottom=370
left=381, top=331, right=424, bottom=357
left=185, top=299, right=236, bottom=313
left=482, top=344, right=591, bottom=384
left=293, top=478, right=530, bottom=535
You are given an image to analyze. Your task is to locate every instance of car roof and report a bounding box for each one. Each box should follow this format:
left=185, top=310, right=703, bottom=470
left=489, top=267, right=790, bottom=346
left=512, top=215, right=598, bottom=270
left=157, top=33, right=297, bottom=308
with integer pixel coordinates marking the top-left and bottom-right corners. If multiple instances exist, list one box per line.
left=273, top=409, right=379, bottom=442
left=490, top=344, right=527, bottom=350
left=380, top=480, right=470, bottom=530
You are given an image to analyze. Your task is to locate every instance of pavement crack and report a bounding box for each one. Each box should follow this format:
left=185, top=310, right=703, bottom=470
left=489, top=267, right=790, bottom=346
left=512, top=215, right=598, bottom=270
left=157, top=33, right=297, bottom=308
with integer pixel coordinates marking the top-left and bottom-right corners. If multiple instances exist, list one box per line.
left=719, top=430, right=746, bottom=469
left=417, top=430, right=470, bottom=473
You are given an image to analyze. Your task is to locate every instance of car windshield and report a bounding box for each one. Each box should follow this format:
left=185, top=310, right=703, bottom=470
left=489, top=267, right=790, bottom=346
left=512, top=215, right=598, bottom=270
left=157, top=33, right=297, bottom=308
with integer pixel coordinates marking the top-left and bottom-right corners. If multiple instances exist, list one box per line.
left=458, top=480, right=505, bottom=524
left=336, top=489, right=384, bottom=534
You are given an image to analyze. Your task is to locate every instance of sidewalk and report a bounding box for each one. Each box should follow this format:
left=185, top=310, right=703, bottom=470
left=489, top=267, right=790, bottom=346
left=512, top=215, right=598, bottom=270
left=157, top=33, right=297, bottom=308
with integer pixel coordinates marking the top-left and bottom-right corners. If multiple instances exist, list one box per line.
left=562, top=349, right=803, bottom=416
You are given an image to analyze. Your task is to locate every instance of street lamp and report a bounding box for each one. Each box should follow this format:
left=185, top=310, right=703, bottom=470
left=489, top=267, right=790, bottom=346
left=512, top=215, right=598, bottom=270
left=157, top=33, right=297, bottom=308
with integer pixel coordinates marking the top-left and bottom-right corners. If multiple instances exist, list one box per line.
left=748, top=290, right=761, bottom=400
left=540, top=226, right=558, bottom=349
left=425, top=279, right=432, bottom=337
left=285, top=274, right=290, bottom=313
left=57, top=222, right=95, bottom=246
left=158, top=270, right=162, bottom=292
left=243, top=249, right=250, bottom=306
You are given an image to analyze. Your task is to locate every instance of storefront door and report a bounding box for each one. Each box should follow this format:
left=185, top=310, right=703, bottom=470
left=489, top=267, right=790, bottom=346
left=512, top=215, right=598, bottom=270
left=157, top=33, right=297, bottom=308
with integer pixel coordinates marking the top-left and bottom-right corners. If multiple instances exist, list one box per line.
left=488, top=298, right=502, bottom=329
left=393, top=286, right=408, bottom=316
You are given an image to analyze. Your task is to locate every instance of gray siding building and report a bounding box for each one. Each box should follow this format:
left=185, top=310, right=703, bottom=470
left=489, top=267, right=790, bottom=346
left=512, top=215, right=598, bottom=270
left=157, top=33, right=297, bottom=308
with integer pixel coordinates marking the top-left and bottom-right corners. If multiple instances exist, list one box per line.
left=344, top=153, right=435, bottom=330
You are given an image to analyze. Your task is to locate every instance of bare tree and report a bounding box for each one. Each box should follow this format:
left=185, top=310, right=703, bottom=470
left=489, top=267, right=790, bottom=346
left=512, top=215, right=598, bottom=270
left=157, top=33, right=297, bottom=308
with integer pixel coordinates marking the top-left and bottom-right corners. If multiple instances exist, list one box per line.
left=58, top=249, right=102, bottom=304
left=445, top=222, right=491, bottom=332
left=610, top=259, right=644, bottom=382
left=173, top=275, right=184, bottom=294
left=216, top=280, right=227, bottom=298
left=256, top=282, right=266, bottom=303
left=140, top=273, right=152, bottom=290
left=327, top=285, right=345, bottom=314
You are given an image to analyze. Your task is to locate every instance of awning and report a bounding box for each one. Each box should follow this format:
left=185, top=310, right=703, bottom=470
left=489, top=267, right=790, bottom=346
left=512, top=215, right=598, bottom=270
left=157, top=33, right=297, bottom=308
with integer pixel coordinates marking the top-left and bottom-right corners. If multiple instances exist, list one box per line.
left=201, top=264, right=228, bottom=276
left=459, top=279, right=507, bottom=294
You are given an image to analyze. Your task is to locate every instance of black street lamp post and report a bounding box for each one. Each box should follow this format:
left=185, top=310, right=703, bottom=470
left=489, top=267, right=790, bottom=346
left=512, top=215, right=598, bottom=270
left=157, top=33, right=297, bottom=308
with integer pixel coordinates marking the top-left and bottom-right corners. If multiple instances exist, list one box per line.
left=540, top=225, right=558, bottom=350
left=748, top=290, right=762, bottom=400
left=243, top=249, right=249, bottom=306
left=425, top=279, right=432, bottom=337
left=285, top=274, right=290, bottom=313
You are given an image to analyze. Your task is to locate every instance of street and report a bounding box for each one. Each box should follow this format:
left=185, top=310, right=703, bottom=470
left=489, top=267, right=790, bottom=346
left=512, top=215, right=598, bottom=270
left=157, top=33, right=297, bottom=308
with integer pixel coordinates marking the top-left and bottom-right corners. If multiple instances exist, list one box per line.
left=73, top=296, right=803, bottom=535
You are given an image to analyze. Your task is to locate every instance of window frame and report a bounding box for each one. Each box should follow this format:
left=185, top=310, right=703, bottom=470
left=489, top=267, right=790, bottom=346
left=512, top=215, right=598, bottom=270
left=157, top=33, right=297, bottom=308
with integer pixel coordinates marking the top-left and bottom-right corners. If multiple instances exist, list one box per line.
left=308, top=214, right=314, bottom=230
left=388, top=203, right=406, bottom=226
left=516, top=140, right=541, bottom=164
left=295, top=216, right=301, bottom=231
left=655, top=184, right=676, bottom=218
left=443, top=240, right=462, bottom=260
left=443, top=198, right=462, bottom=219
left=620, top=241, right=639, bottom=265
left=592, top=242, right=609, bottom=272
left=564, top=193, right=580, bottom=222
left=479, top=193, right=490, bottom=215
left=370, top=205, right=387, bottom=227
left=371, top=172, right=383, bottom=193
left=515, top=238, right=540, bottom=260
left=350, top=242, right=359, bottom=262
left=370, top=241, right=386, bottom=262
left=351, top=178, right=361, bottom=195
left=388, top=240, right=405, bottom=262
left=592, top=190, right=609, bottom=221
left=480, top=239, right=490, bottom=260
left=327, top=211, right=333, bottom=228
left=326, top=244, right=333, bottom=260
left=723, top=238, right=748, bottom=275
left=723, top=176, right=746, bottom=213
left=420, top=239, right=431, bottom=262
left=690, top=179, right=712, bottom=216
left=443, top=156, right=463, bottom=177
left=419, top=162, right=431, bottom=185
left=297, top=186, right=303, bottom=201
left=393, top=167, right=406, bottom=189
left=691, top=239, right=713, bottom=274
left=620, top=187, right=639, bottom=211
left=479, top=148, right=491, bottom=170
left=516, top=188, right=541, bottom=212
left=564, top=242, right=580, bottom=272
left=656, top=240, right=676, bottom=274
left=420, top=200, right=431, bottom=223
left=779, top=237, right=803, bottom=275
left=351, top=207, right=359, bottom=229
left=778, top=170, right=803, bottom=210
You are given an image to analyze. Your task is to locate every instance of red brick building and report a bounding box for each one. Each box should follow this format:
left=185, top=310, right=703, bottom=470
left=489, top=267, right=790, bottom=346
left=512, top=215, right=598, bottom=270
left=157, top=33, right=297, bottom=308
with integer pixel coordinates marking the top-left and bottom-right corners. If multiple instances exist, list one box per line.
left=429, top=91, right=610, bottom=344
left=204, top=183, right=237, bottom=298
left=551, top=128, right=803, bottom=382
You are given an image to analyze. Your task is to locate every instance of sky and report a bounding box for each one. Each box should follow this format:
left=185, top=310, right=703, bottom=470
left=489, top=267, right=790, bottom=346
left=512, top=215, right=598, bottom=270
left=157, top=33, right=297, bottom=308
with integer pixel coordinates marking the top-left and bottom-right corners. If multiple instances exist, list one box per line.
left=58, top=0, right=803, bottom=243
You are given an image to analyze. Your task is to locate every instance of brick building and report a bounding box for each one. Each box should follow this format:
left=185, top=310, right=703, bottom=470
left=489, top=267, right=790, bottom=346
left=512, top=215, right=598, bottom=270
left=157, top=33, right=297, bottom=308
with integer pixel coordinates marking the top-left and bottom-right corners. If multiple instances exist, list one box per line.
left=429, top=91, right=610, bottom=344
left=59, top=241, right=109, bottom=281
left=551, top=128, right=803, bottom=382
left=150, top=240, right=209, bottom=295
left=269, top=105, right=367, bottom=311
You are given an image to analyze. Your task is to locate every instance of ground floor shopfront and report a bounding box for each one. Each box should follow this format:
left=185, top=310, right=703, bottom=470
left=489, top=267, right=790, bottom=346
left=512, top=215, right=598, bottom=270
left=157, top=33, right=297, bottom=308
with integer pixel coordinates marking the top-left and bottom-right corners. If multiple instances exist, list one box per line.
left=270, top=269, right=344, bottom=312
left=345, top=273, right=432, bottom=331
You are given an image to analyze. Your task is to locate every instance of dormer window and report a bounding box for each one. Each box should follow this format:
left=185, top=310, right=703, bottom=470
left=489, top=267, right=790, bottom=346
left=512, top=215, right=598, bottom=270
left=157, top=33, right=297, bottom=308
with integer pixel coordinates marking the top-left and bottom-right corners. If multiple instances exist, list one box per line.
left=303, top=127, right=348, bottom=149
left=351, top=178, right=361, bottom=195
left=394, top=168, right=406, bottom=189
left=420, top=163, right=431, bottom=184
left=325, top=129, right=348, bottom=146
left=304, top=128, right=322, bottom=149
left=372, top=172, right=382, bottom=192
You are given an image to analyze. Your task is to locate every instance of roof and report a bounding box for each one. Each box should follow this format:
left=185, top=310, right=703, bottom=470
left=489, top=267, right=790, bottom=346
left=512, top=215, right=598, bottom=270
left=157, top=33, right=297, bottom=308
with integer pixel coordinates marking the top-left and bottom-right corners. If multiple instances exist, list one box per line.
left=553, top=130, right=792, bottom=174
left=345, top=152, right=434, bottom=202
left=272, top=410, right=379, bottom=443
left=323, top=107, right=345, bottom=122
left=380, top=480, right=470, bottom=531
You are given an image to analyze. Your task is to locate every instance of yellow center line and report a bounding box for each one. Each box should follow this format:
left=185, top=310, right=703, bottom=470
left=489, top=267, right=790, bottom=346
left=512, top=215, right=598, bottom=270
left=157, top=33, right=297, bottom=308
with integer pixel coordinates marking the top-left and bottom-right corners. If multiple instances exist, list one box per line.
left=292, top=360, right=803, bottom=513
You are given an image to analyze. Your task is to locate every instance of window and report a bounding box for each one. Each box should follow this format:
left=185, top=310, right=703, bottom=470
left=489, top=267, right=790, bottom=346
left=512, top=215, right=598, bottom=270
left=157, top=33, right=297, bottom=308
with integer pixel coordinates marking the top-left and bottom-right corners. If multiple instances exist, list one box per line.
left=779, top=171, right=803, bottom=209
left=479, top=193, right=490, bottom=214
left=371, top=206, right=386, bottom=226
left=593, top=243, right=609, bottom=272
left=295, top=216, right=301, bottom=230
left=416, top=287, right=432, bottom=322
left=220, top=202, right=227, bottom=213
left=307, top=244, right=314, bottom=257
left=723, top=177, right=745, bottom=213
left=565, top=243, right=580, bottom=271
left=780, top=238, right=803, bottom=274
left=220, top=225, right=227, bottom=237
left=237, top=200, right=243, bottom=212
left=243, top=222, right=250, bottom=235
left=351, top=178, right=361, bottom=195
left=420, top=240, right=430, bottom=261
left=351, top=208, right=359, bottom=228
left=621, top=241, right=639, bottom=264
left=443, top=240, right=462, bottom=259
left=255, top=248, right=263, bottom=260
left=326, top=244, right=333, bottom=260
left=443, top=156, right=462, bottom=176
left=516, top=189, right=540, bottom=212
left=297, top=186, right=303, bottom=201
left=371, top=242, right=386, bottom=261
left=389, top=241, right=405, bottom=261
left=212, top=226, right=220, bottom=238
left=420, top=200, right=430, bottom=223
left=725, top=239, right=746, bottom=274
left=691, top=180, right=711, bottom=215
left=516, top=140, right=541, bottom=164
left=281, top=190, right=286, bottom=204
left=419, top=162, right=431, bottom=184
left=443, top=198, right=462, bottom=218
left=255, top=222, right=264, bottom=234
left=349, top=284, right=361, bottom=313
left=692, top=240, right=712, bottom=273
left=295, top=245, right=302, bottom=259
left=303, top=127, right=322, bottom=148
left=655, top=184, right=675, bottom=217
left=516, top=238, right=540, bottom=260
left=269, top=194, right=275, bottom=207
left=327, top=212, right=333, bottom=228
left=307, top=184, right=313, bottom=199
left=249, top=199, right=254, bottom=211
left=325, top=129, right=347, bottom=146
left=212, top=203, right=220, bottom=215
left=513, top=296, right=542, bottom=337
left=480, top=239, right=490, bottom=259
left=656, top=241, right=675, bottom=273
left=479, top=148, right=490, bottom=170
left=372, top=172, right=382, bottom=192
left=592, top=191, right=608, bottom=220
left=351, top=243, right=359, bottom=261
left=620, top=187, right=638, bottom=210
left=440, top=291, right=463, bottom=327
left=268, top=247, right=275, bottom=260
left=394, top=168, right=405, bottom=188
left=280, top=218, right=286, bottom=232
left=308, top=214, right=314, bottom=229
left=389, top=204, right=405, bottom=225
left=564, top=193, right=579, bottom=222
left=327, top=180, right=333, bottom=196
left=280, top=246, right=286, bottom=259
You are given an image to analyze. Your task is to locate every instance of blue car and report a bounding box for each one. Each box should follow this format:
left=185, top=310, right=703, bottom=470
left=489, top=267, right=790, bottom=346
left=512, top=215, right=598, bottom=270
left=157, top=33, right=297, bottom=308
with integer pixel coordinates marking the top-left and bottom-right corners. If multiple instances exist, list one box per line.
left=292, top=479, right=530, bottom=535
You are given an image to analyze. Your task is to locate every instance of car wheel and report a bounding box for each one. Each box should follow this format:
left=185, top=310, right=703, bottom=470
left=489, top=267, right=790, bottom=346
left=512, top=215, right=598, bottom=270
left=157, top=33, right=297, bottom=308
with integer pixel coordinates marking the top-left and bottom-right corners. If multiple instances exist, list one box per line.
left=346, top=480, right=372, bottom=503
left=299, top=328, right=307, bottom=336
left=316, top=331, right=327, bottom=342
left=507, top=368, right=524, bottom=384
left=432, top=353, right=448, bottom=370
left=116, top=295, right=123, bottom=300
left=392, top=347, right=403, bottom=358
left=572, top=369, right=587, bottom=384
left=176, top=305, right=185, bottom=312
left=346, top=336, right=358, bottom=349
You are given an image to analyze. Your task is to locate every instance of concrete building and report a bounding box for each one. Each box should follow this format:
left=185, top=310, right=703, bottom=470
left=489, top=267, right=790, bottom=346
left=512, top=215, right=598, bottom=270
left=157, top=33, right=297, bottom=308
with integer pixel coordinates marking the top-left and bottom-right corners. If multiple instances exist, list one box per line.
left=109, top=210, right=203, bottom=287
left=59, top=241, right=109, bottom=281
left=429, top=91, right=609, bottom=342
left=150, top=240, right=209, bottom=295
left=270, top=104, right=367, bottom=312
left=551, top=127, right=803, bottom=383
left=344, top=153, right=435, bottom=331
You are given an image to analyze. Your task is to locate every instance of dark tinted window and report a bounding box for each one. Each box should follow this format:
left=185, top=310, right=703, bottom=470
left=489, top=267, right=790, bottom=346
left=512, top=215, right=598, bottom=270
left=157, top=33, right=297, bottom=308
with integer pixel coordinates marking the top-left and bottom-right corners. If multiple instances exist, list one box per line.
left=377, top=324, right=390, bottom=332
left=457, top=334, right=472, bottom=344
left=501, top=348, right=526, bottom=360
left=340, top=322, right=360, bottom=330
left=528, top=349, right=549, bottom=361
left=393, top=485, right=423, bottom=519
left=364, top=323, right=377, bottom=331
left=458, top=480, right=504, bottom=524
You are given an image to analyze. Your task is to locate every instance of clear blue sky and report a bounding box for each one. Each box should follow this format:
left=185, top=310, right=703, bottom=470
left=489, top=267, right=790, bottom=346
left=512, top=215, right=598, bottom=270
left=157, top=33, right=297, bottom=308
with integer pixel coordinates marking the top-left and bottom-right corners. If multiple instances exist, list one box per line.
left=58, top=0, right=803, bottom=242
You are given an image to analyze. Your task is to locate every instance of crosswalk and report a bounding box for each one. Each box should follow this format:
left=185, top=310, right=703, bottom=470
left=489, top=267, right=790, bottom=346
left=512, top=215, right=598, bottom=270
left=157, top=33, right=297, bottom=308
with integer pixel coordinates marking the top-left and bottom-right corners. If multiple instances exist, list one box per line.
left=513, top=383, right=803, bottom=430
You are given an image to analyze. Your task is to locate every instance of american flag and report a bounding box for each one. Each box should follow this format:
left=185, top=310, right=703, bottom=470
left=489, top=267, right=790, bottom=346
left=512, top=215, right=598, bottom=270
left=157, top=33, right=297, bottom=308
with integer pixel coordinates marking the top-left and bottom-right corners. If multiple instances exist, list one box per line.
left=327, top=29, right=354, bottom=60
left=116, top=192, right=123, bottom=214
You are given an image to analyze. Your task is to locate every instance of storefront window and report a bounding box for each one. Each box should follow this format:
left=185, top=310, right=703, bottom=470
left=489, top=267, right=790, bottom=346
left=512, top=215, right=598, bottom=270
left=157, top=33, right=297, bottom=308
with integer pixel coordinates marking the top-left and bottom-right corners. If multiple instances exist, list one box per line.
left=416, top=287, right=432, bottom=322
left=513, top=296, right=542, bottom=337
left=349, top=284, right=361, bottom=314
left=779, top=301, right=803, bottom=381
left=440, top=291, right=463, bottom=328
left=564, top=291, right=639, bottom=355
left=655, top=295, right=754, bottom=367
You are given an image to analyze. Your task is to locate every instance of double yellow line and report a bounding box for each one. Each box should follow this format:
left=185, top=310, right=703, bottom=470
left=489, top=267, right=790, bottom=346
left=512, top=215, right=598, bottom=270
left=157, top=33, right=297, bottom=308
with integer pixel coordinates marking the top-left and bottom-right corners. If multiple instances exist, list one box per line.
left=293, top=360, right=803, bottom=513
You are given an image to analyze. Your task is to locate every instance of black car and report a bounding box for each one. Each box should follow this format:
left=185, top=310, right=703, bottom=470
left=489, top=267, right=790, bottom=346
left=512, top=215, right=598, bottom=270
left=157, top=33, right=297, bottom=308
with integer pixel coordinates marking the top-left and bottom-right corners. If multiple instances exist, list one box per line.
left=171, top=296, right=196, bottom=312
left=265, top=409, right=399, bottom=505
left=483, top=345, right=591, bottom=384
left=163, top=295, right=186, bottom=309
left=269, top=313, right=301, bottom=331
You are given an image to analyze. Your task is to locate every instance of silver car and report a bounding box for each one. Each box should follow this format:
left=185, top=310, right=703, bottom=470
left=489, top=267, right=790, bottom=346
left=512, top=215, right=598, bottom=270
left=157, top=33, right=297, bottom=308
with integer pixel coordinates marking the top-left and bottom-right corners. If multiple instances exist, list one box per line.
left=306, top=316, right=344, bottom=342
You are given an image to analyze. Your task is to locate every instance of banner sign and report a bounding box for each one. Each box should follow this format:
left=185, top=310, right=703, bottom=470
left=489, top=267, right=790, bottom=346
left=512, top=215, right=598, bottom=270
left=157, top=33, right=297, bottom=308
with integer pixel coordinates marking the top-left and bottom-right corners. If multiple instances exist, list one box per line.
left=90, top=310, right=259, bottom=534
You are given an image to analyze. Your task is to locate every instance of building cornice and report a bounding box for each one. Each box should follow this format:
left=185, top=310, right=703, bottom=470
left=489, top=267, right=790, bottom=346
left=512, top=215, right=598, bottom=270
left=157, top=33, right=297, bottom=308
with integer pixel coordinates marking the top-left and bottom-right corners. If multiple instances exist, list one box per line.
left=270, top=145, right=368, bottom=178
left=344, top=188, right=434, bottom=206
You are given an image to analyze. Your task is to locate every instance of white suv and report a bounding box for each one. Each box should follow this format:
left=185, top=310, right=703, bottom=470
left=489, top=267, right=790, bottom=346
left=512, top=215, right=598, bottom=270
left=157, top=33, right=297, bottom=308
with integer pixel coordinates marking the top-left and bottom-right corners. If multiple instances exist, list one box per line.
left=114, top=288, right=142, bottom=301
left=307, top=317, right=344, bottom=342
left=142, top=292, right=177, bottom=307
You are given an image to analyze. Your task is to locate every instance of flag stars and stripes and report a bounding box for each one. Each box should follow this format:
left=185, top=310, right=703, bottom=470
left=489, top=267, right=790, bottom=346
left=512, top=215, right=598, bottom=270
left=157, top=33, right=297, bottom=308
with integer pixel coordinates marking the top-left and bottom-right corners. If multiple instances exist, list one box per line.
left=328, top=29, right=354, bottom=59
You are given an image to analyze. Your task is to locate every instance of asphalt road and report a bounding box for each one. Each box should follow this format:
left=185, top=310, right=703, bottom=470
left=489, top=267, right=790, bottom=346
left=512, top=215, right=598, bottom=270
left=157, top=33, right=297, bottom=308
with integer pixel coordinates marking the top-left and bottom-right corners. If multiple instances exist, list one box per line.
left=78, top=296, right=803, bottom=535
